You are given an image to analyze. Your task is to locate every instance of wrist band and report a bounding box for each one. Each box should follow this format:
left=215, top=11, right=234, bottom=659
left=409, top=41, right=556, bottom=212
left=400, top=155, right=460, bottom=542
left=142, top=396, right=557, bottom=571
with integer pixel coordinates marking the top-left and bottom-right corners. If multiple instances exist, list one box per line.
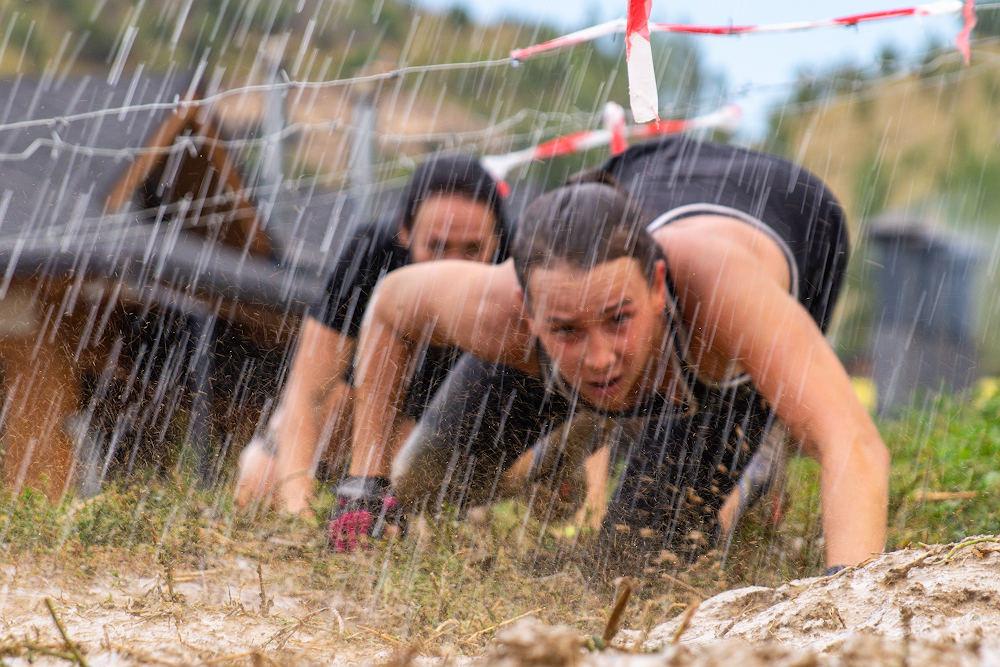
left=824, top=565, right=847, bottom=576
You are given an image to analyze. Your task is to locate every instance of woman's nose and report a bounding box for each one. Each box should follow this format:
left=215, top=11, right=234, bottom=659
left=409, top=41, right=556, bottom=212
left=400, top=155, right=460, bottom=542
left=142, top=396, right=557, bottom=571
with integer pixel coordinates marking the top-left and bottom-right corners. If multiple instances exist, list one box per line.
left=584, top=332, right=616, bottom=371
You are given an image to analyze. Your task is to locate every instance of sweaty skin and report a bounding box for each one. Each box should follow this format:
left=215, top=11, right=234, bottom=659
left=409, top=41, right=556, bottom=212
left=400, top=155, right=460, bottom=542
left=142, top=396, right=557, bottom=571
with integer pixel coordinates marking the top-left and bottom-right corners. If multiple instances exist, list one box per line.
left=235, top=194, right=500, bottom=514
left=349, top=214, right=889, bottom=567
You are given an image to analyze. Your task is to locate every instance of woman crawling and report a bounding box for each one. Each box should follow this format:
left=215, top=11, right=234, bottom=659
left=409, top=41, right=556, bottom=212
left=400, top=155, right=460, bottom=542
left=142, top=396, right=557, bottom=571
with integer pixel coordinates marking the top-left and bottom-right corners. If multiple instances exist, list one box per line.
left=235, top=154, right=511, bottom=514
left=332, top=137, right=889, bottom=572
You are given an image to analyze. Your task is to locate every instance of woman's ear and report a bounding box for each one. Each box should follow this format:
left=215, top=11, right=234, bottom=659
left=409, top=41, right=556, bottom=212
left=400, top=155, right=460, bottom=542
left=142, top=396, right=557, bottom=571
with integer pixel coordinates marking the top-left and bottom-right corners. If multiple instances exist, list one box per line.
left=516, top=286, right=541, bottom=336
left=515, top=286, right=530, bottom=318
left=651, top=259, right=667, bottom=308
left=397, top=224, right=411, bottom=248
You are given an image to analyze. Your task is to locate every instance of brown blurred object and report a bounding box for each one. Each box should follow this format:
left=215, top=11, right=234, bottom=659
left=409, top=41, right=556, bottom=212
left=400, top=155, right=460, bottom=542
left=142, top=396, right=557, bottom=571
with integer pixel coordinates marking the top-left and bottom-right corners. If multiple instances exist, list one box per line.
left=0, top=82, right=308, bottom=501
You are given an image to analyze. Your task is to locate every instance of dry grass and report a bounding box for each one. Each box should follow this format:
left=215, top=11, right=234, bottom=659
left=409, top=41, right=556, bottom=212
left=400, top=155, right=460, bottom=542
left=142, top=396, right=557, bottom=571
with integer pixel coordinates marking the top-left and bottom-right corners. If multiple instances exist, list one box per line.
left=0, top=392, right=997, bottom=663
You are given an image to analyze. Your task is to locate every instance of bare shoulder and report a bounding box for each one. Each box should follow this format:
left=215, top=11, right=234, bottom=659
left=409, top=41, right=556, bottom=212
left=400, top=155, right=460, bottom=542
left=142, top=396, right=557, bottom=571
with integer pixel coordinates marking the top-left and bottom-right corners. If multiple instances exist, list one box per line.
left=380, top=259, right=536, bottom=371
left=650, top=214, right=790, bottom=294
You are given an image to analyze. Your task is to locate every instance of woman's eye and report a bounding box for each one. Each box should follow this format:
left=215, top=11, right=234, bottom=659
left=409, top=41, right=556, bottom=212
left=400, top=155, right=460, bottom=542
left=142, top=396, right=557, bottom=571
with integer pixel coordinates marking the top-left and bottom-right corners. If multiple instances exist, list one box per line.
left=611, top=312, right=632, bottom=326
left=552, top=325, right=579, bottom=336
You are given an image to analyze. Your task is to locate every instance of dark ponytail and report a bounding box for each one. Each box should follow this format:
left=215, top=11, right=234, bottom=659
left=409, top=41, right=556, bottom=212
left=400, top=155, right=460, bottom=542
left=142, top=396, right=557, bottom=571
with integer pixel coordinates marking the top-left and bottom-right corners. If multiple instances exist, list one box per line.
left=511, top=169, right=663, bottom=297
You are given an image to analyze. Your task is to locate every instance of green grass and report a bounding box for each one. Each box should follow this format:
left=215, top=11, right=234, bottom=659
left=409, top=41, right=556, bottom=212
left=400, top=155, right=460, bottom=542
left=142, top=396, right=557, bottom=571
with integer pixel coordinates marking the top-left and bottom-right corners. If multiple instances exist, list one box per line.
left=0, top=394, right=997, bottom=648
left=737, top=390, right=1000, bottom=585
left=883, top=393, right=1000, bottom=545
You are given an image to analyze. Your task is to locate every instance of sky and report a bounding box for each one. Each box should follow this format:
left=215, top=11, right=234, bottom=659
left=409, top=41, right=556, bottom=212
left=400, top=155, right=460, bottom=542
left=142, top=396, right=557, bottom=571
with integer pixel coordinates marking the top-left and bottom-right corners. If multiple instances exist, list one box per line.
left=412, top=0, right=966, bottom=139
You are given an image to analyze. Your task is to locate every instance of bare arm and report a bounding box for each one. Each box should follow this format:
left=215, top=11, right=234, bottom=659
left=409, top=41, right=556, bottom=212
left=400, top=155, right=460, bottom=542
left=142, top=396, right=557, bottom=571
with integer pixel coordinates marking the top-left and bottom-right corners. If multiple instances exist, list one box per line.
left=662, top=219, right=889, bottom=567
left=350, top=259, right=534, bottom=478
left=270, top=316, right=355, bottom=514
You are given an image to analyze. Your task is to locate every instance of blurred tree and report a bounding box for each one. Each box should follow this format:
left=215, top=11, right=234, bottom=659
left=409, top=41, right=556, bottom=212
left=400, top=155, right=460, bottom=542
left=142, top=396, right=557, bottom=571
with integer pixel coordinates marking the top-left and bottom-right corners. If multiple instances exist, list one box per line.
left=877, top=42, right=900, bottom=76
left=652, top=34, right=720, bottom=116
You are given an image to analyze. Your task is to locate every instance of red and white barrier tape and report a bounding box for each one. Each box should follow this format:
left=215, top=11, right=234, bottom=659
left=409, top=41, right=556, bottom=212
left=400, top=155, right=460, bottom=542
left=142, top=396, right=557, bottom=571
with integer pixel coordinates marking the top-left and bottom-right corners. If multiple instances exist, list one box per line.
left=510, top=1, right=974, bottom=61
left=480, top=103, right=742, bottom=181
left=627, top=0, right=658, bottom=123
left=510, top=0, right=978, bottom=121
left=957, top=0, right=979, bottom=63
left=603, top=101, right=629, bottom=155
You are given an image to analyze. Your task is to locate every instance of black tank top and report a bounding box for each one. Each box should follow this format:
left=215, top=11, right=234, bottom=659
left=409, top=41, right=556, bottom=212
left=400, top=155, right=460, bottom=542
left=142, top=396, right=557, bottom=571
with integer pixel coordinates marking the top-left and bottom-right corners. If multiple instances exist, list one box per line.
left=603, top=135, right=849, bottom=332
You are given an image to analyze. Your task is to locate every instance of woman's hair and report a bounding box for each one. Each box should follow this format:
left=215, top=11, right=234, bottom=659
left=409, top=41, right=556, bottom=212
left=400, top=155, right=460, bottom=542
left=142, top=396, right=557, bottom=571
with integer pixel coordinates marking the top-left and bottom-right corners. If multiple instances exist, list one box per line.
left=402, top=152, right=508, bottom=228
left=511, top=169, right=663, bottom=296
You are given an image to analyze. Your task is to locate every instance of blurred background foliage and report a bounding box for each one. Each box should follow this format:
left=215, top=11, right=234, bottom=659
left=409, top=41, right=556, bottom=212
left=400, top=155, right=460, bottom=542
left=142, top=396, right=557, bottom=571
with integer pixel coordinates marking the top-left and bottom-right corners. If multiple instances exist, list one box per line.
left=0, top=0, right=997, bottom=374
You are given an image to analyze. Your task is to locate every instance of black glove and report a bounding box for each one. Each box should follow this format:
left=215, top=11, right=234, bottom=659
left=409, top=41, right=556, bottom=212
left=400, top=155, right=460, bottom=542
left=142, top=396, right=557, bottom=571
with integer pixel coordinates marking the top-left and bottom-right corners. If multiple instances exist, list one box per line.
left=327, top=476, right=405, bottom=552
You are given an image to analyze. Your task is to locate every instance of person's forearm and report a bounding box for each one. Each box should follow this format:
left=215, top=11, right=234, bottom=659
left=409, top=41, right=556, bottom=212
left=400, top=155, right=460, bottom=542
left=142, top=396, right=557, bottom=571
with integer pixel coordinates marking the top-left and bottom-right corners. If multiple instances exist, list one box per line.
left=349, top=310, right=413, bottom=478
left=348, top=262, right=524, bottom=479
left=273, top=317, right=353, bottom=513
left=273, top=380, right=351, bottom=511
left=820, top=428, right=890, bottom=567
left=272, top=399, right=323, bottom=513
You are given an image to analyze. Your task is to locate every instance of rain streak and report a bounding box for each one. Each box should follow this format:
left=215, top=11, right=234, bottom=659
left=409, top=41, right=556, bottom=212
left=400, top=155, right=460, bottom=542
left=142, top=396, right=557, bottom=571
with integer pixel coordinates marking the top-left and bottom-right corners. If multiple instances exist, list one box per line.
left=0, top=1, right=997, bottom=665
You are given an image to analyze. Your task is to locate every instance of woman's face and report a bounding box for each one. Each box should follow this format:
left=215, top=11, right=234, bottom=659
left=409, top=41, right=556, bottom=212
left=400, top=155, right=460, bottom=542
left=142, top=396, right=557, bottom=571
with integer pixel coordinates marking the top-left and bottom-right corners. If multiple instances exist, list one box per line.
left=526, top=258, right=667, bottom=411
left=400, top=193, right=500, bottom=263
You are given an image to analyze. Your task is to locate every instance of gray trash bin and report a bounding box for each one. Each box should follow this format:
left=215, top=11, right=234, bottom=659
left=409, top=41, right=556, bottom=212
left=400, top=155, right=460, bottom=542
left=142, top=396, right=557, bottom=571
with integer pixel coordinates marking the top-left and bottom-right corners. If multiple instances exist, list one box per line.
left=868, top=213, right=983, bottom=414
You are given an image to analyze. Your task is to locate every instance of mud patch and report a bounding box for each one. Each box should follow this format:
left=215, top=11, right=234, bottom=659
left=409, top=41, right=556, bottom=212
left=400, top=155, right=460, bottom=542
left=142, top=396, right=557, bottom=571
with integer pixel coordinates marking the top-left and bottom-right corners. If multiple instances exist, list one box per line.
left=3, top=539, right=1000, bottom=666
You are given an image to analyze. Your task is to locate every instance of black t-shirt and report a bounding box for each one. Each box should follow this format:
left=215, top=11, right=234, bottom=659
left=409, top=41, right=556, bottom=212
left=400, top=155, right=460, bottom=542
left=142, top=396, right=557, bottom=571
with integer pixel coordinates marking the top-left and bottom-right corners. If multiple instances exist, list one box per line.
left=319, top=218, right=409, bottom=337
left=603, top=135, right=849, bottom=332
left=320, top=208, right=512, bottom=336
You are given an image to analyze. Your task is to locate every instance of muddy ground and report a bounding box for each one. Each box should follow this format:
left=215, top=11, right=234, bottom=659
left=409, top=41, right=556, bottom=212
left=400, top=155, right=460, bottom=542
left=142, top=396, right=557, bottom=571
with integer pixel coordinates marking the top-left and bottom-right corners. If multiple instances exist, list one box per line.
left=2, top=538, right=1000, bottom=666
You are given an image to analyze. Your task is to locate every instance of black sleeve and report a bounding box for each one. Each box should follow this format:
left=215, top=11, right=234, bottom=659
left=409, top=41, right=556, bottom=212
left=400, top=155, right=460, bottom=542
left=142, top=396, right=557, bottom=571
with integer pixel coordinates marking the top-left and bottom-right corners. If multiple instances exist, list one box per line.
left=318, top=222, right=407, bottom=338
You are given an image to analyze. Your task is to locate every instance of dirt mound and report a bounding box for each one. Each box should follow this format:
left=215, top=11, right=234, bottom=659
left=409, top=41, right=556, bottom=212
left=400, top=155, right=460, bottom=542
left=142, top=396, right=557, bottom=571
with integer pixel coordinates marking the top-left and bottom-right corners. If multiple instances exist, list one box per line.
left=481, top=537, right=1000, bottom=667
left=486, top=621, right=996, bottom=667
left=625, top=537, right=1000, bottom=652
left=3, top=539, right=1000, bottom=666
left=570, top=536, right=1000, bottom=666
